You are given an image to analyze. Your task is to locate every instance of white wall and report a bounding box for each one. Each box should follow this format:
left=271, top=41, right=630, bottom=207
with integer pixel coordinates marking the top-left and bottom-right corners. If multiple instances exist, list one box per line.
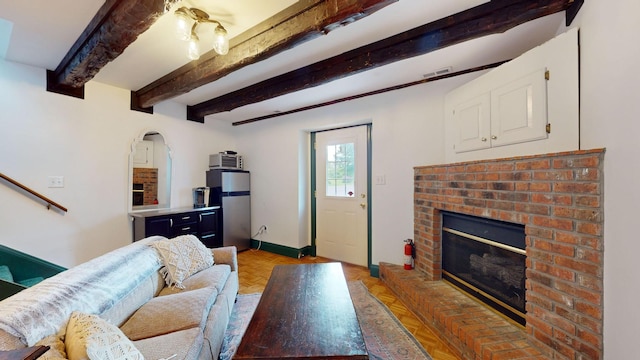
left=0, top=59, right=236, bottom=267
left=231, top=75, right=472, bottom=265
left=570, top=0, right=640, bottom=358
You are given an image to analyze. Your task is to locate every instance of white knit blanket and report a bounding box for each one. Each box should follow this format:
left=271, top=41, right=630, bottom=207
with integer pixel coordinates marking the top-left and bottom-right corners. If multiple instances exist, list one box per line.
left=0, top=236, right=164, bottom=346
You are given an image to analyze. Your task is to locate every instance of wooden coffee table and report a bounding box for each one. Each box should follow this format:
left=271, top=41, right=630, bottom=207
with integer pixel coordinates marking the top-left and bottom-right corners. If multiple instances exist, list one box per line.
left=234, top=263, right=369, bottom=359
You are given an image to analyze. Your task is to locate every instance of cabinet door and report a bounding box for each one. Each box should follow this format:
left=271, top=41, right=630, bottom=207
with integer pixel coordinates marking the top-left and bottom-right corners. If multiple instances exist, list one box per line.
left=171, top=213, right=198, bottom=237
left=198, top=211, right=218, bottom=234
left=198, top=210, right=220, bottom=248
left=490, top=69, right=548, bottom=147
left=133, top=140, right=154, bottom=168
left=146, top=217, right=172, bottom=237
left=453, top=93, right=491, bottom=153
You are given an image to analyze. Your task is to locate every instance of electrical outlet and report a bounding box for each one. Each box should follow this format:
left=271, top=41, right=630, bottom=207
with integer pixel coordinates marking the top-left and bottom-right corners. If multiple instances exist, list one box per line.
left=256, top=225, right=268, bottom=236
left=48, top=176, right=64, bottom=188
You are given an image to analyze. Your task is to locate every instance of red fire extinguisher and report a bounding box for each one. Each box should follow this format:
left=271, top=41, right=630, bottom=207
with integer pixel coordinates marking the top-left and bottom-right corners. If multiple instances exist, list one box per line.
left=404, top=239, right=415, bottom=270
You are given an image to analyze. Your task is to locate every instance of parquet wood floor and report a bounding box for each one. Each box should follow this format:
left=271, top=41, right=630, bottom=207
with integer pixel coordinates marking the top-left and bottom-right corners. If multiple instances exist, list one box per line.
left=237, top=249, right=460, bottom=360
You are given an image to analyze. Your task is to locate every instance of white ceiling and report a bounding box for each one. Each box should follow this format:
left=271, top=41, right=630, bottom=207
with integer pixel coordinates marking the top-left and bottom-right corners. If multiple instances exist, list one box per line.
left=0, top=0, right=565, bottom=124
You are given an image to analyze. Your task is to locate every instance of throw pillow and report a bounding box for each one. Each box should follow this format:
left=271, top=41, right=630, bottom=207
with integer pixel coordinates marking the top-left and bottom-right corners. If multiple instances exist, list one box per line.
left=65, top=311, right=144, bottom=360
left=35, top=333, right=67, bottom=360
left=150, top=235, right=214, bottom=289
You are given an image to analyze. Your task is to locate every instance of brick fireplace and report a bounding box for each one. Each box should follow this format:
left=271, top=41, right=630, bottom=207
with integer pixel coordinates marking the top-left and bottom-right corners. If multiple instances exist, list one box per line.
left=132, top=168, right=158, bottom=206
left=381, top=149, right=604, bottom=360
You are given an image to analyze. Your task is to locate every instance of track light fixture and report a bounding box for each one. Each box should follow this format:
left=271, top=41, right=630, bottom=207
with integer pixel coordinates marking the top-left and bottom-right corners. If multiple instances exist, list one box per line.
left=174, top=6, right=229, bottom=60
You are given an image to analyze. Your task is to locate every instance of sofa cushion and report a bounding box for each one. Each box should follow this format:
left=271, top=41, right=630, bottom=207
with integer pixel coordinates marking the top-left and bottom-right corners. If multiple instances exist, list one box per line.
left=65, top=311, right=143, bottom=360
left=200, top=301, right=231, bottom=360
left=0, top=329, right=26, bottom=350
left=134, top=327, right=203, bottom=360
left=151, top=235, right=214, bottom=289
left=159, top=265, right=231, bottom=296
left=120, top=287, right=218, bottom=341
left=99, top=271, right=163, bottom=328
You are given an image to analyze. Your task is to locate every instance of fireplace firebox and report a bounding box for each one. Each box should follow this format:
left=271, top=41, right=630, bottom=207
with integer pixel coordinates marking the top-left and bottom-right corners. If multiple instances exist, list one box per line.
left=442, top=212, right=526, bottom=326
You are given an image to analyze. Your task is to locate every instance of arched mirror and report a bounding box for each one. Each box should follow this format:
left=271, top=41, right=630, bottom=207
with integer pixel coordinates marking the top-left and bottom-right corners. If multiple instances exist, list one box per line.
left=128, top=131, right=172, bottom=212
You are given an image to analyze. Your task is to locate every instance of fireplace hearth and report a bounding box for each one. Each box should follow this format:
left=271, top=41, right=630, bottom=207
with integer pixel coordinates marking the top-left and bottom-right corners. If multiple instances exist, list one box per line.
left=442, top=212, right=526, bottom=326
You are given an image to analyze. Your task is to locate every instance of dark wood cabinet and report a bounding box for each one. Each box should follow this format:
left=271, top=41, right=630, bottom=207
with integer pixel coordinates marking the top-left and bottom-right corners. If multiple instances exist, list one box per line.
left=145, top=217, right=172, bottom=237
left=171, top=212, right=199, bottom=237
left=198, top=209, right=220, bottom=248
left=131, top=206, right=221, bottom=247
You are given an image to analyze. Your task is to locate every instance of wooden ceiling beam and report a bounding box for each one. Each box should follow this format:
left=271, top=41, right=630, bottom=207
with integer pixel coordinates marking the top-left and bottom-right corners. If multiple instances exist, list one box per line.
left=232, top=60, right=510, bottom=126
left=47, top=0, right=166, bottom=95
left=132, top=0, right=398, bottom=112
left=187, top=0, right=576, bottom=122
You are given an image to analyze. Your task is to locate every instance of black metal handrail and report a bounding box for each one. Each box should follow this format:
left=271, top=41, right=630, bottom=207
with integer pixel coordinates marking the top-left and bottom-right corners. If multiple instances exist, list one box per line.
left=0, top=172, right=68, bottom=213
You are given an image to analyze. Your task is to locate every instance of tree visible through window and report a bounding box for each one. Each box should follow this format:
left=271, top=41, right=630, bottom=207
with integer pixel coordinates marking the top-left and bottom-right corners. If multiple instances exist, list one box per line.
left=326, top=143, right=355, bottom=197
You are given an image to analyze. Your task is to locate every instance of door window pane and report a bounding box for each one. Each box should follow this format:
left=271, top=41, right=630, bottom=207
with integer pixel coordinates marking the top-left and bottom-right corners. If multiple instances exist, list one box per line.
left=326, top=143, right=355, bottom=197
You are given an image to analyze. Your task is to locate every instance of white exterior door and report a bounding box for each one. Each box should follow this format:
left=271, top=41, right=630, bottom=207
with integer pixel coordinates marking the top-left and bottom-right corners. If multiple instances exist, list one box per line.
left=315, top=126, right=368, bottom=267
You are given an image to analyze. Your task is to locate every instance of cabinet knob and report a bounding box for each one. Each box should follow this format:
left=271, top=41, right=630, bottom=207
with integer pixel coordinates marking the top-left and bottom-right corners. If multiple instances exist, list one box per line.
left=481, top=137, right=487, bottom=142
left=491, top=135, right=497, bottom=140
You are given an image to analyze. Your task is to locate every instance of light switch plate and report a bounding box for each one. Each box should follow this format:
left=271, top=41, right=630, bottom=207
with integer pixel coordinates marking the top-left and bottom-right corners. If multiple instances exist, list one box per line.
left=48, top=176, right=64, bottom=188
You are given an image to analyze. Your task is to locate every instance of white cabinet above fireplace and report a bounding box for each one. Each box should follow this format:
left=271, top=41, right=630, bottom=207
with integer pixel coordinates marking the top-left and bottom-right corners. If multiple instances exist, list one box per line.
left=444, top=28, right=579, bottom=163
left=451, top=69, right=548, bottom=153
left=451, top=93, right=491, bottom=153
left=133, top=140, right=154, bottom=168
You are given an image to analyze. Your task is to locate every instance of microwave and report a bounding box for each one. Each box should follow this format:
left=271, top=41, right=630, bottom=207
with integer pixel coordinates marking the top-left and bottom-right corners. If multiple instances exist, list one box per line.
left=209, top=153, right=243, bottom=169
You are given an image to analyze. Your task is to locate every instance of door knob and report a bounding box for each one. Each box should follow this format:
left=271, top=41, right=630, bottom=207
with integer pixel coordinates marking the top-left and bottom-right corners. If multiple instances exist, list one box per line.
left=360, top=203, right=366, bottom=209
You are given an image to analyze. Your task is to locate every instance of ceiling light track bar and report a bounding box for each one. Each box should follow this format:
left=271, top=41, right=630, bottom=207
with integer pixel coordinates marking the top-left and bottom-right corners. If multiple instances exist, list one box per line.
left=173, top=6, right=229, bottom=60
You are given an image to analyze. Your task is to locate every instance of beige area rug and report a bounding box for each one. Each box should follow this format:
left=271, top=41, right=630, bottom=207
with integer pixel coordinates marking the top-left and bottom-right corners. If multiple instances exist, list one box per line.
left=220, top=280, right=432, bottom=360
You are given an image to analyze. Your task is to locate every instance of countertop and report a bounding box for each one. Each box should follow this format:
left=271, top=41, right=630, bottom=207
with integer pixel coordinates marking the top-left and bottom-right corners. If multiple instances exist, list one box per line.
left=129, top=206, right=220, bottom=218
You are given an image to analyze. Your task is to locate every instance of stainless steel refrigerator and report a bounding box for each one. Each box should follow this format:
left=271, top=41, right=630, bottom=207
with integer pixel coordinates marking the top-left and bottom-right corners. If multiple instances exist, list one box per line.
left=206, top=169, right=251, bottom=251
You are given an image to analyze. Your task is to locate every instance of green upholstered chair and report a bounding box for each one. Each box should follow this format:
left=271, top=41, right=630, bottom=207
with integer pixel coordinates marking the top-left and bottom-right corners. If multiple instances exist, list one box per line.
left=0, top=244, right=66, bottom=300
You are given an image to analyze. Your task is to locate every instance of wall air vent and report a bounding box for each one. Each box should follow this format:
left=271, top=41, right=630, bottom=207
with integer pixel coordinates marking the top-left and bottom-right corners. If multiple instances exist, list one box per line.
left=423, top=66, right=452, bottom=79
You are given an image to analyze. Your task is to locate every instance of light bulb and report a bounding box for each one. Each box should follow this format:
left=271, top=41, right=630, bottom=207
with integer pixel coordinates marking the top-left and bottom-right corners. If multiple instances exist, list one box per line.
left=212, top=25, right=229, bottom=55
left=174, top=9, right=192, bottom=41
left=188, top=36, right=200, bottom=60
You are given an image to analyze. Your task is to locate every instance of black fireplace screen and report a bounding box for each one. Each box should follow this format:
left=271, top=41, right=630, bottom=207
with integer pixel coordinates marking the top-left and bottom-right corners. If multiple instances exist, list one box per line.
left=442, top=212, right=526, bottom=326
